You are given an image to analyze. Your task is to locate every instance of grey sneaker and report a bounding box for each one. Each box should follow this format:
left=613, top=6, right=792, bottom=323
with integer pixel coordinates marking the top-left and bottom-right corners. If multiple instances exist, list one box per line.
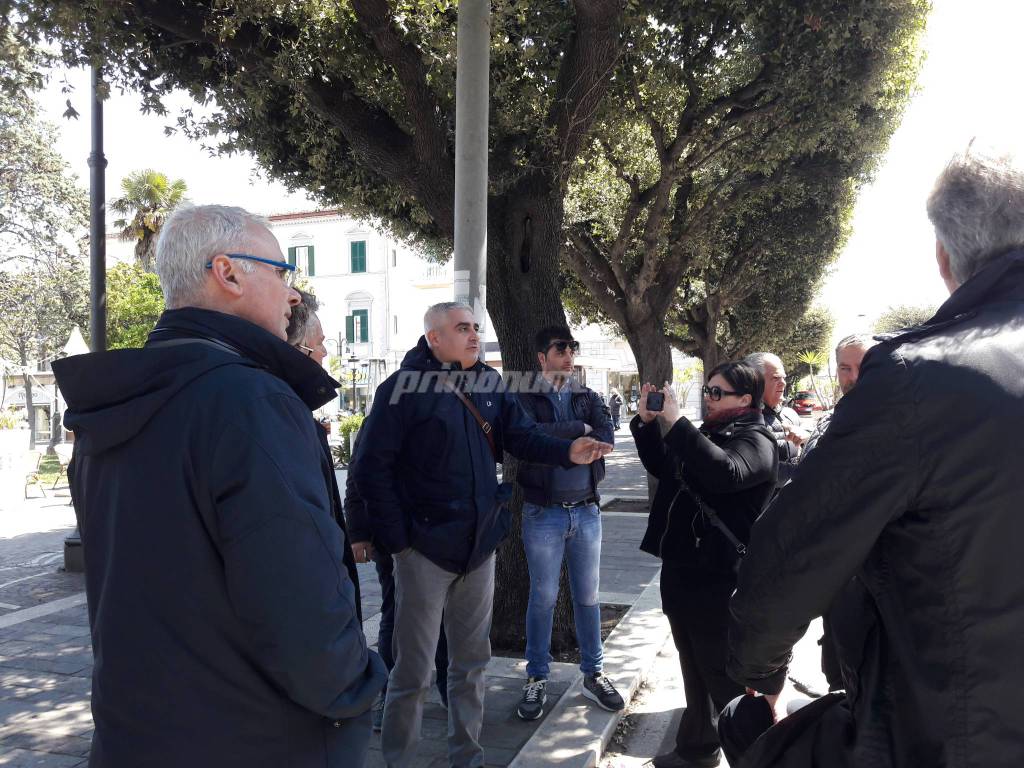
left=582, top=672, right=625, bottom=712
left=516, top=677, right=547, bottom=721
left=372, top=695, right=385, bottom=732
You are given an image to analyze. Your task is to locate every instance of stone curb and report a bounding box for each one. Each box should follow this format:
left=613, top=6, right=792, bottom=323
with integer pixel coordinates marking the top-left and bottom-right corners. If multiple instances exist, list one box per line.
left=507, top=567, right=669, bottom=768
left=598, top=495, right=650, bottom=511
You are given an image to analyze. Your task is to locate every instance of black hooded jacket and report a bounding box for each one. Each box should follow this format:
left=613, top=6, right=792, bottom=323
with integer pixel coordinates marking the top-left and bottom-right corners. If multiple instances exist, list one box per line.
left=351, top=336, right=574, bottom=573
left=53, top=308, right=386, bottom=768
left=727, top=250, right=1024, bottom=768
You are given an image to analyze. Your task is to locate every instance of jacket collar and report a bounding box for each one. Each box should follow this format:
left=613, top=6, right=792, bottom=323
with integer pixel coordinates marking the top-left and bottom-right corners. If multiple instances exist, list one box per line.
left=878, top=249, right=1024, bottom=343
left=148, top=307, right=340, bottom=410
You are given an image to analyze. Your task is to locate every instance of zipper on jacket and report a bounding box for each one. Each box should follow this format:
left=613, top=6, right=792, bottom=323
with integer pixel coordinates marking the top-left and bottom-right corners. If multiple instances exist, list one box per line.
left=658, top=487, right=686, bottom=558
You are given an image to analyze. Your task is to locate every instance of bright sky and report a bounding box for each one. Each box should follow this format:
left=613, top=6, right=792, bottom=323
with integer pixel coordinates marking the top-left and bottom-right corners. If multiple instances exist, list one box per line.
left=35, top=0, right=1022, bottom=342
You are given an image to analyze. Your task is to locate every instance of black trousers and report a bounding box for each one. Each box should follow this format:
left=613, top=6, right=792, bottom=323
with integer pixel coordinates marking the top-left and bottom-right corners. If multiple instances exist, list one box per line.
left=661, top=562, right=746, bottom=761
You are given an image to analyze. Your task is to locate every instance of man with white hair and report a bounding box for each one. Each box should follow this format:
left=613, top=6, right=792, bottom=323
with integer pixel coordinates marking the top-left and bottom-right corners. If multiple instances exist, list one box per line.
left=53, top=205, right=386, bottom=768
left=744, top=351, right=808, bottom=488
left=723, top=146, right=1024, bottom=767
left=352, top=302, right=613, bottom=768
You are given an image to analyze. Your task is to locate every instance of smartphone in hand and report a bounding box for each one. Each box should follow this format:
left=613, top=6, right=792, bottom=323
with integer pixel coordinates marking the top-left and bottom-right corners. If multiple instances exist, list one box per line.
left=646, top=391, right=665, bottom=411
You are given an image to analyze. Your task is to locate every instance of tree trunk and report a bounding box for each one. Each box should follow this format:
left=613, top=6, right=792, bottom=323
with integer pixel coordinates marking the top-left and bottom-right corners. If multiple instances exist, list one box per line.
left=22, top=370, right=34, bottom=450
left=488, top=182, right=578, bottom=653
left=624, top=320, right=674, bottom=387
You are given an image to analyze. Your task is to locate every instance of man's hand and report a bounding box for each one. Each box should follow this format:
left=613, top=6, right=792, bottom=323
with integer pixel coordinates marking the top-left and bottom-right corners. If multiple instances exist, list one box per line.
left=745, top=687, right=781, bottom=722
left=569, top=436, right=614, bottom=464
left=783, top=424, right=810, bottom=447
left=350, top=541, right=374, bottom=564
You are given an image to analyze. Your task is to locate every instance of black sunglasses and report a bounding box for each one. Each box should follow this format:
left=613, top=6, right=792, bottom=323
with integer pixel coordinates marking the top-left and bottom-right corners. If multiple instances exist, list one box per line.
left=702, top=384, right=743, bottom=401
left=546, top=340, right=580, bottom=354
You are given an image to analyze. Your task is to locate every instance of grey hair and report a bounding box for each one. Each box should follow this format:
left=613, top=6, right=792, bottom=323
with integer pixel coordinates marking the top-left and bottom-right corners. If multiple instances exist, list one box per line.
left=744, top=352, right=783, bottom=375
left=926, top=144, right=1024, bottom=284
left=834, top=333, right=875, bottom=359
left=286, top=289, right=321, bottom=346
left=155, top=204, right=267, bottom=307
left=424, top=301, right=472, bottom=334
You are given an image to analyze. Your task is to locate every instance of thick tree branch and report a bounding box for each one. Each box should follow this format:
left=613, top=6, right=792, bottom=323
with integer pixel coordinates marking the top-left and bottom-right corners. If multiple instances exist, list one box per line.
left=549, top=0, right=627, bottom=175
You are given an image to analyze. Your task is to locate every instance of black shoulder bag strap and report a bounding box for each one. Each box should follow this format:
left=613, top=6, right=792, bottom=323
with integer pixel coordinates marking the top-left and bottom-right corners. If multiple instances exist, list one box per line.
left=680, top=478, right=747, bottom=559
left=443, top=377, right=499, bottom=462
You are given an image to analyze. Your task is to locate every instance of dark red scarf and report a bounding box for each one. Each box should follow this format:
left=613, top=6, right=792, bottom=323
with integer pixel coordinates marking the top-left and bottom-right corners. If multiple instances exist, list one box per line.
left=703, top=405, right=762, bottom=429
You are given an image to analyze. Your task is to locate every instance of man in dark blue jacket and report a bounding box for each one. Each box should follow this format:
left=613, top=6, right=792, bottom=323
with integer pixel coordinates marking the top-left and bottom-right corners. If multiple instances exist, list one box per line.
left=53, top=205, right=386, bottom=768
left=513, top=326, right=624, bottom=720
left=352, top=303, right=612, bottom=768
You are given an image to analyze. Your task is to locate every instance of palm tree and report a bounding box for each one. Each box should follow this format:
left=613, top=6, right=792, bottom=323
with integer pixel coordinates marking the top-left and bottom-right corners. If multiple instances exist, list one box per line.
left=110, top=170, right=188, bottom=272
left=796, top=349, right=834, bottom=410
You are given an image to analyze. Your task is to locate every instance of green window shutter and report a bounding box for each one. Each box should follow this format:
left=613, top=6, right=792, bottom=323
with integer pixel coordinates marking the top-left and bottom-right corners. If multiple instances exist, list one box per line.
left=351, top=240, right=366, bottom=273
left=287, top=246, right=296, bottom=267
left=355, top=309, right=369, bottom=342
left=306, top=245, right=315, bottom=276
left=345, top=315, right=355, bottom=344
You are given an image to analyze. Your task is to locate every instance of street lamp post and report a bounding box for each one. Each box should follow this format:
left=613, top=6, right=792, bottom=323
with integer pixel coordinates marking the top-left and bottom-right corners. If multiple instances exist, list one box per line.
left=347, top=354, right=358, bottom=414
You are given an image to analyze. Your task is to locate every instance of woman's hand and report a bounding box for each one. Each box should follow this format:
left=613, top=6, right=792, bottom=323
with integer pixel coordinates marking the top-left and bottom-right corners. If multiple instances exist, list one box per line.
left=657, top=381, right=680, bottom=426
left=638, top=383, right=658, bottom=423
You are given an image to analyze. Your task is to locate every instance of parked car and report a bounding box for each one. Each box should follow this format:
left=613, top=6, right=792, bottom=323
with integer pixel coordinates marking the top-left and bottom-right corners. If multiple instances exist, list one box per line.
left=787, top=391, right=821, bottom=416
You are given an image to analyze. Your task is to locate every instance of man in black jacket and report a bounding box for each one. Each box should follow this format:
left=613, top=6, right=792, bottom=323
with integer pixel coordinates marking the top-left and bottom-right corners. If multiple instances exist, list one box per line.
left=744, top=352, right=807, bottom=488
left=513, top=326, right=624, bottom=720
left=352, top=303, right=612, bottom=768
left=53, top=205, right=386, bottom=768
left=725, top=147, right=1024, bottom=768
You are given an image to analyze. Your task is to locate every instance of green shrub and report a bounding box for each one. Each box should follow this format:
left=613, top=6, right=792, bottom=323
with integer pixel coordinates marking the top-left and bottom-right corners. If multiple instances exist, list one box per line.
left=0, top=411, right=20, bottom=430
left=331, top=414, right=365, bottom=466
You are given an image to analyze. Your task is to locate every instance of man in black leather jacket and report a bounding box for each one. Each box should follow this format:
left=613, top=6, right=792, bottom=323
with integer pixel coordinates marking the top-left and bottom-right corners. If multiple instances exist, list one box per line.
left=725, top=147, right=1024, bottom=768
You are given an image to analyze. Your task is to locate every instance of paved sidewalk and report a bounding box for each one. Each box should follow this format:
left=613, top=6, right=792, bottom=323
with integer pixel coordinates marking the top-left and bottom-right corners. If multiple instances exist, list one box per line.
left=0, top=428, right=661, bottom=767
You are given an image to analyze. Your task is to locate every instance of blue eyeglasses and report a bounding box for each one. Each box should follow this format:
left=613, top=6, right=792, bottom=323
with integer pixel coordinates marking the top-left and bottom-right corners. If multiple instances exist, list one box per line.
left=205, top=253, right=297, bottom=287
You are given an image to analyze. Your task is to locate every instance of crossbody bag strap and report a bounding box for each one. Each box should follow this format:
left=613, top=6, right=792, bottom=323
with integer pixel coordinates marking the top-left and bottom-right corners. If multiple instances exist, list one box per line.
left=681, top=478, right=747, bottom=557
left=443, top=377, right=499, bottom=462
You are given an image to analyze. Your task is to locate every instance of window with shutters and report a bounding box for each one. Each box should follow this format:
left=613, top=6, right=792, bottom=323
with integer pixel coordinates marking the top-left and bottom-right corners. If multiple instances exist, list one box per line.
left=350, top=240, right=367, bottom=273
left=287, top=244, right=316, bottom=276
left=346, top=309, right=369, bottom=343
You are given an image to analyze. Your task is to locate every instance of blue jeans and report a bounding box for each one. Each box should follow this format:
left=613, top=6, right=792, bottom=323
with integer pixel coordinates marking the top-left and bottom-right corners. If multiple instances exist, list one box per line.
left=522, top=502, right=603, bottom=679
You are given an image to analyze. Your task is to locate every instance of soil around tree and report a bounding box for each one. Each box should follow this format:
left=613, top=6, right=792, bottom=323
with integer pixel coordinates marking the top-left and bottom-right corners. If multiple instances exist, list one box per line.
left=492, top=603, right=630, bottom=665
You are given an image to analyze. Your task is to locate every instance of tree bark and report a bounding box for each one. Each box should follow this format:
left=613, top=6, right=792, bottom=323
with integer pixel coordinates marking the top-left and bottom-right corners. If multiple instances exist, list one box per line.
left=21, top=366, right=34, bottom=450
left=623, top=318, right=673, bottom=387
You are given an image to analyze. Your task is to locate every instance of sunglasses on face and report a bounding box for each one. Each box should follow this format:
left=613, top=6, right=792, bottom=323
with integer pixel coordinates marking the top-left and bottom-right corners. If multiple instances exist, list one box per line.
left=702, top=384, right=743, bottom=401
left=205, top=253, right=298, bottom=288
left=547, top=340, right=580, bottom=354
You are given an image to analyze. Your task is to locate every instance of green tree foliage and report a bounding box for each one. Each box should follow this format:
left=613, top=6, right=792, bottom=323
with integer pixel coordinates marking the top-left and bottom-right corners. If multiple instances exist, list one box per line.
left=111, top=170, right=188, bottom=272
left=106, top=262, right=165, bottom=349
left=565, top=2, right=926, bottom=382
left=874, top=303, right=937, bottom=333
left=770, top=305, right=835, bottom=382
left=0, top=28, right=88, bottom=267
left=0, top=262, right=89, bottom=448
left=0, top=30, right=90, bottom=448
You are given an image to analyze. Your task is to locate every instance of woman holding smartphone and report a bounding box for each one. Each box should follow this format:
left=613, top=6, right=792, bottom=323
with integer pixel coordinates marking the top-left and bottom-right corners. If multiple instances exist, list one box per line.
left=630, top=361, right=778, bottom=768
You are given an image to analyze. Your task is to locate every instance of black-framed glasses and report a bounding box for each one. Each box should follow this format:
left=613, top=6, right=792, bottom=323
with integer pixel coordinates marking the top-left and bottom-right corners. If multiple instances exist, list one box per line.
left=296, top=344, right=315, bottom=357
left=205, top=253, right=297, bottom=287
left=547, top=340, right=580, bottom=354
left=702, top=384, right=743, bottom=401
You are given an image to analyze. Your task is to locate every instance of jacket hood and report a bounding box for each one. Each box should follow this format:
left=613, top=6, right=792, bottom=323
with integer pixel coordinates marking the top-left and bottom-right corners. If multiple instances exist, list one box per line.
left=401, top=335, right=488, bottom=374
left=54, top=308, right=339, bottom=456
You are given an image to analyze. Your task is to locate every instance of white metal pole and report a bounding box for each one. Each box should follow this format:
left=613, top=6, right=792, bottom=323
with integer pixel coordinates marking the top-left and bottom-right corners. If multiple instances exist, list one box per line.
left=453, top=0, right=490, bottom=358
